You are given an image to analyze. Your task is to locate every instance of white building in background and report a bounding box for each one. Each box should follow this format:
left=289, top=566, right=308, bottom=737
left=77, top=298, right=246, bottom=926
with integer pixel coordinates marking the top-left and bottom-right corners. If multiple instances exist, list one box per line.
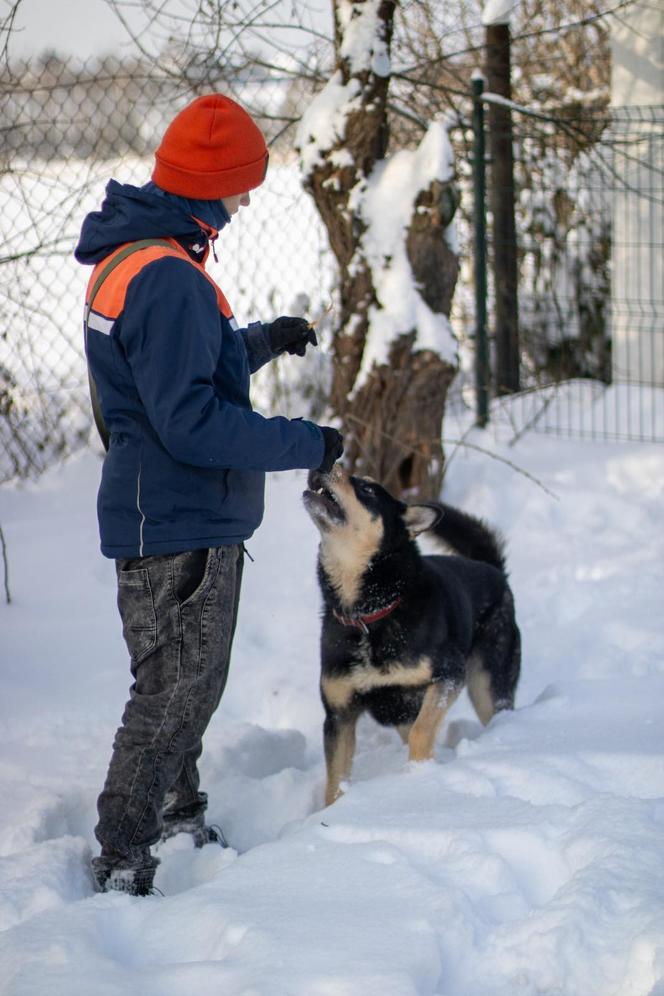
left=610, top=1, right=664, bottom=387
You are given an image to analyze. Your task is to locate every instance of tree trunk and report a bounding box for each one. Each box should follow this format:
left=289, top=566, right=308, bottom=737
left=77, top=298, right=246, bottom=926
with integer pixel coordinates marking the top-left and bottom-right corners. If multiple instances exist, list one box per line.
left=485, top=22, right=520, bottom=395
left=300, top=0, right=459, bottom=500
left=346, top=178, right=459, bottom=498
left=346, top=336, right=457, bottom=499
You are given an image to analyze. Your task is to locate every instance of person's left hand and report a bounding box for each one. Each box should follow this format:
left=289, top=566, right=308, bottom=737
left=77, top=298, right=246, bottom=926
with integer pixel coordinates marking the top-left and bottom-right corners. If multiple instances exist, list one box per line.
left=266, top=316, right=318, bottom=357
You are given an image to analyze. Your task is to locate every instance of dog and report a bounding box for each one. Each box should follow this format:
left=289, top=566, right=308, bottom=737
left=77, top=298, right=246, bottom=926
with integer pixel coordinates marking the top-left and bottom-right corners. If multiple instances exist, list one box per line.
left=303, top=465, right=521, bottom=806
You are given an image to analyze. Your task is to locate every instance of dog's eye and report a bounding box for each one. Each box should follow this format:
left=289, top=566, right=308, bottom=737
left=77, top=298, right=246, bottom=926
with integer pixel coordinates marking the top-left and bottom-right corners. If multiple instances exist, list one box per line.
left=357, top=481, right=375, bottom=496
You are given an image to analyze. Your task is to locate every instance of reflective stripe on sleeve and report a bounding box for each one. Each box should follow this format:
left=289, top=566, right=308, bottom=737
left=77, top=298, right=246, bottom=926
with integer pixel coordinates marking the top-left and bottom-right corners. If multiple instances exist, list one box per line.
left=87, top=310, right=115, bottom=336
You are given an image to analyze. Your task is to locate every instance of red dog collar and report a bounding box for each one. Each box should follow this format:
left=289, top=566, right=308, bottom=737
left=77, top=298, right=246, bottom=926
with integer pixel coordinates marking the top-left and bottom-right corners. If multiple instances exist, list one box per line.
left=333, top=597, right=403, bottom=635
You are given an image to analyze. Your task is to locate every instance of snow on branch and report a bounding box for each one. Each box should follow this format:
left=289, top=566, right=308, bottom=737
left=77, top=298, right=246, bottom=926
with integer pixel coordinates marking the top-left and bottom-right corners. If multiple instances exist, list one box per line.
left=355, top=120, right=458, bottom=388
left=482, top=0, right=517, bottom=26
left=337, top=0, right=391, bottom=77
left=296, top=1, right=393, bottom=176
left=296, top=71, right=362, bottom=174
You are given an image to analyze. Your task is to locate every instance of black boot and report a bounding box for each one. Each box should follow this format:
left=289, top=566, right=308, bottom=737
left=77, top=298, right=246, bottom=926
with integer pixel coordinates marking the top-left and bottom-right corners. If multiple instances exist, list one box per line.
left=191, top=823, right=229, bottom=849
left=91, top=851, right=160, bottom=896
left=160, top=792, right=228, bottom=848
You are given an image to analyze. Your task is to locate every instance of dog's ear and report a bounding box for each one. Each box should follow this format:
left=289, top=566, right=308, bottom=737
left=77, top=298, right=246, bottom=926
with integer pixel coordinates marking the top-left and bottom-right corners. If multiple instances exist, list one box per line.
left=402, top=503, right=442, bottom=537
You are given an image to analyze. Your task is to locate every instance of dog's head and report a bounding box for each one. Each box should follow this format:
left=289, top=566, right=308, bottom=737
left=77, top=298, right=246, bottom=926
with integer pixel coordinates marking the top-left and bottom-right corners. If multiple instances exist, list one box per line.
left=303, top=465, right=441, bottom=560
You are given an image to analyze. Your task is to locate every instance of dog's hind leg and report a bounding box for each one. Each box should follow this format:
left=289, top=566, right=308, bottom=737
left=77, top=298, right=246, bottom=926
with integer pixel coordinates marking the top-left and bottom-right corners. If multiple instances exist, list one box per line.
left=397, top=724, right=412, bottom=745
left=467, top=658, right=518, bottom=724
left=468, top=591, right=521, bottom=725
left=466, top=656, right=499, bottom=725
left=408, top=682, right=462, bottom=762
left=324, top=711, right=359, bottom=806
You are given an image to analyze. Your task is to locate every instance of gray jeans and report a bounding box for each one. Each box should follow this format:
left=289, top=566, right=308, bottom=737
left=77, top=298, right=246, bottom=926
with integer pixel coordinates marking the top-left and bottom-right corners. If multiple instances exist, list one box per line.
left=95, top=544, right=244, bottom=860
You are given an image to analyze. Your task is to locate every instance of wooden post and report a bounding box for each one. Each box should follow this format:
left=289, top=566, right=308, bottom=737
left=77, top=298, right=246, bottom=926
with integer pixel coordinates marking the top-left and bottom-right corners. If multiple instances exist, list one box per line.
left=485, top=21, right=520, bottom=395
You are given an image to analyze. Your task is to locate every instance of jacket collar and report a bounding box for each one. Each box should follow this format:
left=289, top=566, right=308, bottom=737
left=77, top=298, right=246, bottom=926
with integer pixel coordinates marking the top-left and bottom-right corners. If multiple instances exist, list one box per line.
left=75, top=181, right=230, bottom=266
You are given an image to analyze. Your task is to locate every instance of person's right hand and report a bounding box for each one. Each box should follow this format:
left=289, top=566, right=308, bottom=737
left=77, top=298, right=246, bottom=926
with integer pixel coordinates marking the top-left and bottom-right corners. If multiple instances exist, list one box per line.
left=317, top=427, right=344, bottom=474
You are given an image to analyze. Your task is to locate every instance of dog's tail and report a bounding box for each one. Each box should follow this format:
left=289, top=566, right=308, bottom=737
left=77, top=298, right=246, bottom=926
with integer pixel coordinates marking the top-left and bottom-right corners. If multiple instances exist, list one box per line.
left=426, top=502, right=507, bottom=573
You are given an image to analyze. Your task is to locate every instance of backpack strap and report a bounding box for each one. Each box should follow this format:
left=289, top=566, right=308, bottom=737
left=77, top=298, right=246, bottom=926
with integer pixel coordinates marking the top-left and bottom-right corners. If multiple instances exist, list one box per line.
left=84, top=239, right=175, bottom=452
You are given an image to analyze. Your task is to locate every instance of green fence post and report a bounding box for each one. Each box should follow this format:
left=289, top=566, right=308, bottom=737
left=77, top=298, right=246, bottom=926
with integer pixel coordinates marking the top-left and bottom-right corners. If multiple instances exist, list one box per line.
left=472, top=71, right=489, bottom=428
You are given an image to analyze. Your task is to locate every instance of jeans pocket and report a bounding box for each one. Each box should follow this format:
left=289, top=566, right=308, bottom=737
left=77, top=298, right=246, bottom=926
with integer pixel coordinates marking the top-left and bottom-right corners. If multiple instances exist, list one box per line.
left=117, top=567, right=157, bottom=664
left=174, top=548, right=210, bottom=607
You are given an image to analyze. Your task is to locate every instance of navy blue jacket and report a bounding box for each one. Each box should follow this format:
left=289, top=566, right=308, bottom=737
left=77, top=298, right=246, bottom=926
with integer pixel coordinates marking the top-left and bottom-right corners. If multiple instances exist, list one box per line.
left=75, top=180, right=324, bottom=558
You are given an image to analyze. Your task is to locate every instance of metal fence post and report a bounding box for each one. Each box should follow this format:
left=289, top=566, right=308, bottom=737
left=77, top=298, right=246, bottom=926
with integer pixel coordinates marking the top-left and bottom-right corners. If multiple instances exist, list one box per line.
left=472, top=71, right=489, bottom=427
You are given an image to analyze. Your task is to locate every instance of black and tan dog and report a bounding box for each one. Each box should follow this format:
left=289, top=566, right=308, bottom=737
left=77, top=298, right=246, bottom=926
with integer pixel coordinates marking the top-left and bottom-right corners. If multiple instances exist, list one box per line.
left=303, top=465, right=521, bottom=806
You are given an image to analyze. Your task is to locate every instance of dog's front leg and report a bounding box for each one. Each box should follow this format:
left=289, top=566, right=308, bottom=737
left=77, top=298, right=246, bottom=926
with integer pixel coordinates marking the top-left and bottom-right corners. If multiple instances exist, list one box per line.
left=408, top=682, right=462, bottom=762
left=323, top=711, right=358, bottom=806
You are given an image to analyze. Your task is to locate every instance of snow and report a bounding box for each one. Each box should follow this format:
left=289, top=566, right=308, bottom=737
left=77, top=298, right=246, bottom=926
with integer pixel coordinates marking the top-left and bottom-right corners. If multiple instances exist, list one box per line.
left=1, top=394, right=664, bottom=995
left=337, top=0, right=391, bottom=77
left=356, top=120, right=458, bottom=387
left=482, top=0, right=516, bottom=27
left=296, top=71, right=363, bottom=175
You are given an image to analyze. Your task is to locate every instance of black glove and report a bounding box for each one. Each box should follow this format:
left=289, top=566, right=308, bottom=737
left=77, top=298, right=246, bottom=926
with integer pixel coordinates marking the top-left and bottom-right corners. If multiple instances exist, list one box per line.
left=266, top=316, right=318, bottom=357
left=318, top=426, right=344, bottom=474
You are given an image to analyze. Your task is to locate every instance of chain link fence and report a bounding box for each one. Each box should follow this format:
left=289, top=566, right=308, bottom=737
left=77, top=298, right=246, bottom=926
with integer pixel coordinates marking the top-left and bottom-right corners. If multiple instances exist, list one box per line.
left=0, top=56, right=335, bottom=483
left=1, top=51, right=663, bottom=485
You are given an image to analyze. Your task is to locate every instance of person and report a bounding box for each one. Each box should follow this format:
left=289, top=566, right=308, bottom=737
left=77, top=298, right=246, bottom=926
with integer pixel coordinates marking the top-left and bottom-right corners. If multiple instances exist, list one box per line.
left=74, top=93, right=343, bottom=896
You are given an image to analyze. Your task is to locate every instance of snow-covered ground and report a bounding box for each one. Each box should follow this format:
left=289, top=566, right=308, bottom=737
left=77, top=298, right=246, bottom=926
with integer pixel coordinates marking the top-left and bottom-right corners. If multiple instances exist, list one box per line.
left=1, top=399, right=663, bottom=996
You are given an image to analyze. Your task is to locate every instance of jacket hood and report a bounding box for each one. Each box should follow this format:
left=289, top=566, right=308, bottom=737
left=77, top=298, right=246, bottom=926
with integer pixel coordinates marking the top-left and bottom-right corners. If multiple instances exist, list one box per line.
left=74, top=180, right=222, bottom=265
left=141, top=181, right=231, bottom=233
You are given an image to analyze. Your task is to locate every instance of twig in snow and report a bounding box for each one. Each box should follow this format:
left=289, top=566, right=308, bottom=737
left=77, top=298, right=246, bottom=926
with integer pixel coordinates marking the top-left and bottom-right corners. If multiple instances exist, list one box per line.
left=0, top=524, right=10, bottom=604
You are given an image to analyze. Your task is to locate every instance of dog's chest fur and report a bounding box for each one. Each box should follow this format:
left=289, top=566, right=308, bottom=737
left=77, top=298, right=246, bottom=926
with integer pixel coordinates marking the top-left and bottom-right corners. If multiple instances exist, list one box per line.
left=321, top=645, right=433, bottom=711
left=317, top=524, right=436, bottom=712
left=318, top=514, right=385, bottom=609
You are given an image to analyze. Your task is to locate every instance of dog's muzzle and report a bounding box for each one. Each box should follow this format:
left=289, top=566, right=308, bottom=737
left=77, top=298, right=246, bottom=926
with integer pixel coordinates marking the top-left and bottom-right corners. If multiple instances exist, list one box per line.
left=303, top=470, right=346, bottom=526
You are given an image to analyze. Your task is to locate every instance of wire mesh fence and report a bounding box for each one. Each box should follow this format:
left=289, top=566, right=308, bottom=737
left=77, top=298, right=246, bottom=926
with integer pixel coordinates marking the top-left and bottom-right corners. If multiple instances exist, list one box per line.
left=482, top=100, right=664, bottom=442
left=1, top=52, right=662, bottom=486
left=0, top=56, right=335, bottom=483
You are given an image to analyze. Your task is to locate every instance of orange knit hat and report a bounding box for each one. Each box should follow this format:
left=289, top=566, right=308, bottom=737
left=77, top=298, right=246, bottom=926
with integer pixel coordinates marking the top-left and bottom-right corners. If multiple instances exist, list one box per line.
left=152, top=94, right=269, bottom=199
